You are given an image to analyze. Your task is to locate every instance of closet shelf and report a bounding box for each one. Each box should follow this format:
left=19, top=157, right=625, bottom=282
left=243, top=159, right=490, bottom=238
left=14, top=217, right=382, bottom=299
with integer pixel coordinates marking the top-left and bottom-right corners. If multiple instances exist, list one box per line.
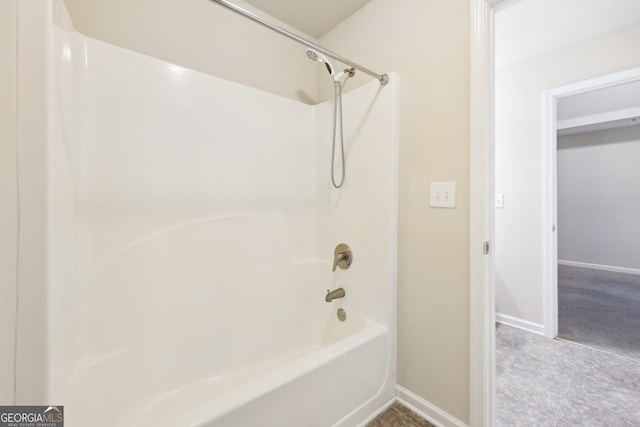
left=557, top=106, right=640, bottom=136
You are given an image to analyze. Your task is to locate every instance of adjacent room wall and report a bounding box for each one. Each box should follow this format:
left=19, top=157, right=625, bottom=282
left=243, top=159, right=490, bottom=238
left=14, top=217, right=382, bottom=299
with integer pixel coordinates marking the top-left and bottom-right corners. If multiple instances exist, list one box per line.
left=321, top=0, right=471, bottom=422
left=0, top=0, right=18, bottom=405
left=62, top=0, right=319, bottom=103
left=557, top=126, right=640, bottom=271
left=495, top=23, right=640, bottom=325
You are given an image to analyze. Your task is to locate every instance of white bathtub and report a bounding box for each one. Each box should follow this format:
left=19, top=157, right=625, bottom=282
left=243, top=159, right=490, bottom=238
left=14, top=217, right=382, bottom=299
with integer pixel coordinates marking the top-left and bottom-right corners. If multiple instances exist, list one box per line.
left=63, top=274, right=391, bottom=427
left=58, top=216, right=394, bottom=427
left=125, top=317, right=389, bottom=427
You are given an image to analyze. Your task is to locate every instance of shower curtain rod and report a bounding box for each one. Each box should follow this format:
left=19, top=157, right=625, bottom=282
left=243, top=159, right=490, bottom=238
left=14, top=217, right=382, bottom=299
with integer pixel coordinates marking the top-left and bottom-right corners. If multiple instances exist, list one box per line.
left=208, top=0, right=389, bottom=85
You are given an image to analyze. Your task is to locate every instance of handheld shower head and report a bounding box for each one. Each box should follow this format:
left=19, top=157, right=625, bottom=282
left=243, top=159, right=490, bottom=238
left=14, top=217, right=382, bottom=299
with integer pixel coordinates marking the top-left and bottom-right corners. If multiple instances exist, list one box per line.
left=306, top=49, right=335, bottom=77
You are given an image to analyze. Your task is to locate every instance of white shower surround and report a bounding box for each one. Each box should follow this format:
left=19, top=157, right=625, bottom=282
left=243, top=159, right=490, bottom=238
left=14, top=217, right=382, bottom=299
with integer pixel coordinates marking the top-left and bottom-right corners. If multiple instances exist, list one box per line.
left=16, top=1, right=398, bottom=425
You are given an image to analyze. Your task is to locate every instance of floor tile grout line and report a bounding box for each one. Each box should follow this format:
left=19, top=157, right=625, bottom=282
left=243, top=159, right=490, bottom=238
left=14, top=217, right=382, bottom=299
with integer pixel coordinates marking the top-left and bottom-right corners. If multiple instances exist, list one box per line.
left=495, top=325, right=539, bottom=384
left=499, top=323, right=640, bottom=426
left=553, top=349, right=583, bottom=426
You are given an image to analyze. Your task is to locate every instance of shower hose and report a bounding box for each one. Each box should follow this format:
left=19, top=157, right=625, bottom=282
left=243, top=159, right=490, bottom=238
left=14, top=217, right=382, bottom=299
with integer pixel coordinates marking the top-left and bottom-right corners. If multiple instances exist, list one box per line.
left=331, top=79, right=347, bottom=189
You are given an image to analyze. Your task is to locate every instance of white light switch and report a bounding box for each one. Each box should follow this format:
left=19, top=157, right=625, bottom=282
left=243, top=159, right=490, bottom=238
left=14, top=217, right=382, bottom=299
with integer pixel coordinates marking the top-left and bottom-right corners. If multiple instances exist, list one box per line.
left=430, top=182, right=456, bottom=208
left=495, top=193, right=504, bottom=209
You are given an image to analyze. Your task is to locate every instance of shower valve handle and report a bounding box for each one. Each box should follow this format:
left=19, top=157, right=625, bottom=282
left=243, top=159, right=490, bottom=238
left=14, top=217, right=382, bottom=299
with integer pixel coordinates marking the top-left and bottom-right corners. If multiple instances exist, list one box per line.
left=332, top=243, right=352, bottom=272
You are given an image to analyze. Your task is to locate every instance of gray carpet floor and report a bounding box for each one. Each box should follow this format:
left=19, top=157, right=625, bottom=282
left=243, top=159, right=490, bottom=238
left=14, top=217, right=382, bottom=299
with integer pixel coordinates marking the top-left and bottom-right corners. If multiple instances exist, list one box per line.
left=558, top=264, right=640, bottom=360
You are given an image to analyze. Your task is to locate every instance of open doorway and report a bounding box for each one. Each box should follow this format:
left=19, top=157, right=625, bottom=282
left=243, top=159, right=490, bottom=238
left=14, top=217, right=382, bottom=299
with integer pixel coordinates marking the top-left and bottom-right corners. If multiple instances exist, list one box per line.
left=547, top=76, right=640, bottom=359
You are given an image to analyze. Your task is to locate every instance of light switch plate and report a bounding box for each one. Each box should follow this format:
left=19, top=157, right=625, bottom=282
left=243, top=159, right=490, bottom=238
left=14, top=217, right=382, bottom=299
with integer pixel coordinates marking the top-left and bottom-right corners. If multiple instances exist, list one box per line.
left=495, top=193, right=504, bottom=209
left=430, top=182, right=456, bottom=208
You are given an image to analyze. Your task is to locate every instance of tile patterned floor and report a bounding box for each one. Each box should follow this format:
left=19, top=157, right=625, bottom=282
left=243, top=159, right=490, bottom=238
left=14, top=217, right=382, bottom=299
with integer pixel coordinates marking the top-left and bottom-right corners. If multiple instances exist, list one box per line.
left=367, top=402, right=435, bottom=427
left=496, top=323, right=640, bottom=426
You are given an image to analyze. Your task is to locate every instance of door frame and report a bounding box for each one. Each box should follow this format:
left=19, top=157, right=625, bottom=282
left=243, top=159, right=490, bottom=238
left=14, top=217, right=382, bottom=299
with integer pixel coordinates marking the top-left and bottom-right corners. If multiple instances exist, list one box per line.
left=469, top=0, right=513, bottom=425
left=542, top=66, right=640, bottom=338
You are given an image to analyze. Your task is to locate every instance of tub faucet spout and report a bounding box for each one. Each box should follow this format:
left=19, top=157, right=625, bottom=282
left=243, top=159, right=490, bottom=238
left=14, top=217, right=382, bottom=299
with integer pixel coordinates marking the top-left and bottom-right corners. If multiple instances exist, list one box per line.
left=325, top=288, right=345, bottom=302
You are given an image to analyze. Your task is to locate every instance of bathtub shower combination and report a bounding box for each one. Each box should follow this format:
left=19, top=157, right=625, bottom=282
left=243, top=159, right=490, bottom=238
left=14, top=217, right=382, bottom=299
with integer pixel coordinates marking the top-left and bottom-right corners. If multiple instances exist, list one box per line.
left=13, top=1, right=398, bottom=426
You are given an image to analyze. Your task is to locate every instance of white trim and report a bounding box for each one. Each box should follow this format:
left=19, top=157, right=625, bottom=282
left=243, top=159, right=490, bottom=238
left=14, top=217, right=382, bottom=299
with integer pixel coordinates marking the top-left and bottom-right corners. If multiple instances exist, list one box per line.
left=542, top=91, right=558, bottom=339
left=545, top=66, right=640, bottom=98
left=495, top=313, right=544, bottom=335
left=396, top=385, right=468, bottom=427
left=542, top=67, right=640, bottom=341
left=558, top=260, right=640, bottom=276
left=470, top=0, right=499, bottom=426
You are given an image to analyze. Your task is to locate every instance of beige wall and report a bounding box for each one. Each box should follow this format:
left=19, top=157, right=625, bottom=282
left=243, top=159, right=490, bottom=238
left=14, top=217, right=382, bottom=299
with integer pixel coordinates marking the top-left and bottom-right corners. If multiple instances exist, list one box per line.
left=0, top=0, right=18, bottom=405
left=62, top=0, right=319, bottom=103
left=320, top=0, right=471, bottom=422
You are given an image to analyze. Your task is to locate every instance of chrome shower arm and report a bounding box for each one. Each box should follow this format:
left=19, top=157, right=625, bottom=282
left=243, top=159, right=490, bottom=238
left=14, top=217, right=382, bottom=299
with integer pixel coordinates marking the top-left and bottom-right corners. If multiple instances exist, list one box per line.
left=207, top=0, right=389, bottom=85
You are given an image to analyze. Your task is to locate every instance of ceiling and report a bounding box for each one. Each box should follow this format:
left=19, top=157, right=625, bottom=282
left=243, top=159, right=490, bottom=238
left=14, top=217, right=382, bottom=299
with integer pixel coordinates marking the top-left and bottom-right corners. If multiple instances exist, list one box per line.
left=495, top=0, right=640, bottom=70
left=242, top=0, right=373, bottom=38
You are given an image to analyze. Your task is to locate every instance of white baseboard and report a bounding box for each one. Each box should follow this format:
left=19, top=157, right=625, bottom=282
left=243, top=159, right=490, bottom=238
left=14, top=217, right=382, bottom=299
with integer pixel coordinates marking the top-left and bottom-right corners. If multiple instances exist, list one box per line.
left=395, top=385, right=468, bottom=427
left=495, top=312, right=544, bottom=335
left=558, top=260, right=640, bottom=276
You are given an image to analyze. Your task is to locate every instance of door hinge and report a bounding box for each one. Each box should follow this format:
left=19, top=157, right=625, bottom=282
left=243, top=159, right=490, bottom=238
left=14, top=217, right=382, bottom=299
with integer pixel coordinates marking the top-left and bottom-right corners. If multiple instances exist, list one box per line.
left=483, top=241, right=490, bottom=255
